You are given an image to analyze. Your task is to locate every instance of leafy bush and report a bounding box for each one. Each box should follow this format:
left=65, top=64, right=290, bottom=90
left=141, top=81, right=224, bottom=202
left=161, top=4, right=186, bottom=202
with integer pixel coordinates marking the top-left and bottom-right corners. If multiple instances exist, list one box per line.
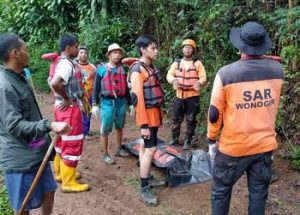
left=28, top=41, right=59, bottom=91
left=79, top=17, right=136, bottom=64
left=0, top=173, right=13, bottom=215
left=291, top=146, right=300, bottom=170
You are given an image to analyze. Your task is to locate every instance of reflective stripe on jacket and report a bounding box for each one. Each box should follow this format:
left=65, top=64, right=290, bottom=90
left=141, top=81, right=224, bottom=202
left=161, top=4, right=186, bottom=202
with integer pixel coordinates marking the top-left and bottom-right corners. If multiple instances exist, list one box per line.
left=55, top=105, right=84, bottom=167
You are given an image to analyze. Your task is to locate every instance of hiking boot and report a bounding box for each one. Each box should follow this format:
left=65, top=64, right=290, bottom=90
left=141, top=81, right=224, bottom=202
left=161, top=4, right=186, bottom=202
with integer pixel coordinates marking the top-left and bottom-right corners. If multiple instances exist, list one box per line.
left=168, top=139, right=179, bottom=146
left=183, top=139, right=192, bottom=150
left=115, top=147, right=130, bottom=157
left=149, top=174, right=166, bottom=187
left=103, top=154, right=115, bottom=165
left=140, top=185, right=159, bottom=206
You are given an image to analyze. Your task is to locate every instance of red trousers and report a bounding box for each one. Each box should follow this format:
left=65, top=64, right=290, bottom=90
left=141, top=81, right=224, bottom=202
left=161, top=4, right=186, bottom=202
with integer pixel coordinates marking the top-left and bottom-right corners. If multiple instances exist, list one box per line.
left=54, top=105, right=84, bottom=167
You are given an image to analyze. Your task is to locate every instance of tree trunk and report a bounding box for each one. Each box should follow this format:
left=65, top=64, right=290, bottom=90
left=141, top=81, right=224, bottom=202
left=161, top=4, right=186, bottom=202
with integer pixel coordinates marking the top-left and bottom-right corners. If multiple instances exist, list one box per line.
left=287, top=0, right=298, bottom=71
left=101, top=0, right=108, bottom=18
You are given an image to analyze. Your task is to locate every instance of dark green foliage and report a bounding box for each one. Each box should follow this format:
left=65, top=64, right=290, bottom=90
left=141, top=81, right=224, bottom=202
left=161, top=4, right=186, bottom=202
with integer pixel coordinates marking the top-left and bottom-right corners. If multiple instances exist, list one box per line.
left=79, top=17, right=137, bottom=64
left=28, top=41, right=59, bottom=92
left=291, top=146, right=300, bottom=170
left=0, top=172, right=13, bottom=215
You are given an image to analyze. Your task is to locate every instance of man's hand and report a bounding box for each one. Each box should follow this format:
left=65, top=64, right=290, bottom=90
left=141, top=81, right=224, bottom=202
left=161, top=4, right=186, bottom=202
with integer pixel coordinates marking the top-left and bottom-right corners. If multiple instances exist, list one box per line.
left=91, top=106, right=100, bottom=119
left=208, top=140, right=218, bottom=159
left=193, top=82, right=201, bottom=91
left=172, top=79, right=180, bottom=90
left=141, top=128, right=150, bottom=140
left=59, top=99, right=73, bottom=111
left=50, top=122, right=72, bottom=134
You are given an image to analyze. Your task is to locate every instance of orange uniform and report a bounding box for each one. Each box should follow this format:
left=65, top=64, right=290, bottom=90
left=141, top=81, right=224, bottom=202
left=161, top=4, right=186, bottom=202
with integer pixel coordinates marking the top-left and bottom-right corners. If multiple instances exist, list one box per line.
left=130, top=62, right=163, bottom=127
left=167, top=59, right=206, bottom=99
left=207, top=58, right=283, bottom=157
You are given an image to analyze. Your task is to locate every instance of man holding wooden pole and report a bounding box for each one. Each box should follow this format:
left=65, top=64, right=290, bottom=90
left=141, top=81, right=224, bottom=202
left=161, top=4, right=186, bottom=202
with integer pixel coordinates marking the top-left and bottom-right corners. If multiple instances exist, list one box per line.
left=0, top=33, right=71, bottom=215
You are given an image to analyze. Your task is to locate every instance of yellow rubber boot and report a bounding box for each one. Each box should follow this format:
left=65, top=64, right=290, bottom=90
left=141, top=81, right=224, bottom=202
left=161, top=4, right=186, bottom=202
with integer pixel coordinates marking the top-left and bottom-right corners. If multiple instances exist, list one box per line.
left=60, top=162, right=90, bottom=193
left=53, top=154, right=62, bottom=182
left=75, top=171, right=81, bottom=180
left=54, top=154, right=81, bottom=183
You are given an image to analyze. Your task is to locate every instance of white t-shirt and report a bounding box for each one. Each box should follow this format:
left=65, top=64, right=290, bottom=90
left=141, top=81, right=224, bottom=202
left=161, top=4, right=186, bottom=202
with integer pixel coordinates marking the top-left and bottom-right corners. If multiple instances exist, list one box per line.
left=54, top=59, right=74, bottom=106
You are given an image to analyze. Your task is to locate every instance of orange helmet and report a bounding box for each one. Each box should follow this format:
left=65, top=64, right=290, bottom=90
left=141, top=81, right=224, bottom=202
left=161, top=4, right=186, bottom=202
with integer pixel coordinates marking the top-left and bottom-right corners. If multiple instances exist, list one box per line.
left=181, top=39, right=196, bottom=49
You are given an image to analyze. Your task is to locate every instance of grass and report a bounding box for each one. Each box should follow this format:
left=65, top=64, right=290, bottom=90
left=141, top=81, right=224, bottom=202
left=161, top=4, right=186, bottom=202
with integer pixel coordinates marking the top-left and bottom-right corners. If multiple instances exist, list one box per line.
left=125, top=175, right=140, bottom=188
left=0, top=172, right=13, bottom=215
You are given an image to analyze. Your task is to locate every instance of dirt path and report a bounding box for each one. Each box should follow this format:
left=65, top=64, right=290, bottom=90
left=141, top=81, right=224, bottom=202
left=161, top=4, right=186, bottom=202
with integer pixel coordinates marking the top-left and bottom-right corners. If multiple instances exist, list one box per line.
left=32, top=93, right=300, bottom=215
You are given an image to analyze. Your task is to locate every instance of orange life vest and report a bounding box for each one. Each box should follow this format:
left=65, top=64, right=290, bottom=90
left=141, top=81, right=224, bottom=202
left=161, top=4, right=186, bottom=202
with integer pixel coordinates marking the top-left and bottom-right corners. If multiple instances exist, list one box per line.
left=174, top=59, right=199, bottom=90
left=129, top=61, right=164, bottom=108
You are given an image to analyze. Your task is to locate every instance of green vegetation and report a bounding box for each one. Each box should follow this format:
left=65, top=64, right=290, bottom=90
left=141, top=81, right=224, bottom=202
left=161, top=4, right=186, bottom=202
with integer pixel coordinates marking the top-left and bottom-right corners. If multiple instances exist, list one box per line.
left=291, top=146, right=300, bottom=170
left=0, top=172, right=13, bottom=215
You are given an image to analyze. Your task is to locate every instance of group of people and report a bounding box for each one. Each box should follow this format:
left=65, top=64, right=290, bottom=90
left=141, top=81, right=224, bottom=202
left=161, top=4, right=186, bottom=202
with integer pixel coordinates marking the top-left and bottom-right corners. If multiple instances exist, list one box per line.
left=0, top=21, right=283, bottom=215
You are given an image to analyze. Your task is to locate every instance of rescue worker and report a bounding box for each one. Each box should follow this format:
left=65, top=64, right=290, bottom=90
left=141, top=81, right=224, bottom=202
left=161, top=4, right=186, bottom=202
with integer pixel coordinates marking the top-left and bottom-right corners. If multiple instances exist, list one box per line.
left=167, top=39, right=207, bottom=150
left=207, top=22, right=283, bottom=215
left=91, top=43, right=130, bottom=165
left=129, top=35, right=165, bottom=206
left=0, top=33, right=71, bottom=215
left=76, top=46, right=96, bottom=139
left=51, top=34, right=90, bottom=192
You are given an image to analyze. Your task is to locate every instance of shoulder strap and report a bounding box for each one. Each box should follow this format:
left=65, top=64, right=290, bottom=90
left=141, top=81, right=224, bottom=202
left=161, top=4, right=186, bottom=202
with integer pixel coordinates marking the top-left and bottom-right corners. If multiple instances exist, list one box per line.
left=193, top=58, right=199, bottom=67
left=175, top=58, right=181, bottom=69
left=129, top=61, right=154, bottom=83
left=130, top=61, right=149, bottom=75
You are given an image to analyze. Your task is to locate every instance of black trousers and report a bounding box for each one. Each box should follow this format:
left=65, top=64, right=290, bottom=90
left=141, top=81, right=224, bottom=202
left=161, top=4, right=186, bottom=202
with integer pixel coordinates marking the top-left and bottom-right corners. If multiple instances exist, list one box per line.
left=170, top=96, right=200, bottom=140
left=211, top=151, right=273, bottom=215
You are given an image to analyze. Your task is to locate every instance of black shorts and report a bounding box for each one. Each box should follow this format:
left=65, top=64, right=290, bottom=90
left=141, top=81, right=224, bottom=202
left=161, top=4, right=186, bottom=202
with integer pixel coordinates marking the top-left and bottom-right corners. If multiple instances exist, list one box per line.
left=143, top=127, right=158, bottom=148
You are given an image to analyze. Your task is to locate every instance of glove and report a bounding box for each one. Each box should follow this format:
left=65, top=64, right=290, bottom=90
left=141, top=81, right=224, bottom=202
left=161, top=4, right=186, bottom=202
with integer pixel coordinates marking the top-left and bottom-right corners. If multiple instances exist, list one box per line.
left=91, top=106, right=99, bottom=119
left=128, top=105, right=135, bottom=116
left=192, top=82, right=201, bottom=91
left=208, top=140, right=218, bottom=159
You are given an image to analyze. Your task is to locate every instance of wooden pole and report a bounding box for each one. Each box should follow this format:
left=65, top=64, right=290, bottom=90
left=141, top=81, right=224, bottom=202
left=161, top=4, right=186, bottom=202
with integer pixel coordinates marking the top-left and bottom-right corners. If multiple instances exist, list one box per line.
left=17, top=137, right=56, bottom=215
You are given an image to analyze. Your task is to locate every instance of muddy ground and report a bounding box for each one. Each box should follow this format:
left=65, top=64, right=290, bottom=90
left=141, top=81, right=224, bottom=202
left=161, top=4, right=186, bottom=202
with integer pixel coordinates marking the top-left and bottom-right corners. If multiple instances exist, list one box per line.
left=32, top=93, right=300, bottom=215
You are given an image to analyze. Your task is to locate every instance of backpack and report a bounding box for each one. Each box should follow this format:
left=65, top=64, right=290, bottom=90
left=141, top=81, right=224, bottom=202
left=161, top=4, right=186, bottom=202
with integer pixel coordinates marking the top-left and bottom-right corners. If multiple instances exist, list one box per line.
left=41, top=52, right=60, bottom=79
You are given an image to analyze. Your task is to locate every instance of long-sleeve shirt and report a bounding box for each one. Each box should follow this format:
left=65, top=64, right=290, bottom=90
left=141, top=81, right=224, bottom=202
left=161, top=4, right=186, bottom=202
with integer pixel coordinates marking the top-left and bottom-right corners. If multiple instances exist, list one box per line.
left=207, top=58, right=283, bottom=157
left=0, top=65, right=52, bottom=172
